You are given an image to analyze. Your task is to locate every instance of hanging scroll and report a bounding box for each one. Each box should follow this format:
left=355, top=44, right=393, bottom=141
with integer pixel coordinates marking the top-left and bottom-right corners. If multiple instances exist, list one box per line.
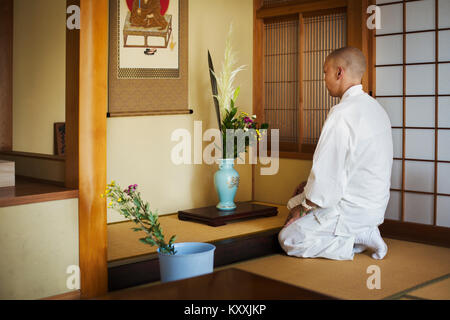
left=108, top=0, right=189, bottom=117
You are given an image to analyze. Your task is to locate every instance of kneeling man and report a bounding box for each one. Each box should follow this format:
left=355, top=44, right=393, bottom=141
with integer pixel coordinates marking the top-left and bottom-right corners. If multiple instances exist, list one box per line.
left=278, top=47, right=393, bottom=260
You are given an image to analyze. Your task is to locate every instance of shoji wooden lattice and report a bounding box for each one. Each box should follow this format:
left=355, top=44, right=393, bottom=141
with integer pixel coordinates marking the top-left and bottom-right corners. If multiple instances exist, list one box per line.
left=263, top=11, right=347, bottom=151
left=302, top=12, right=346, bottom=145
left=264, top=16, right=300, bottom=150
left=375, top=0, right=450, bottom=227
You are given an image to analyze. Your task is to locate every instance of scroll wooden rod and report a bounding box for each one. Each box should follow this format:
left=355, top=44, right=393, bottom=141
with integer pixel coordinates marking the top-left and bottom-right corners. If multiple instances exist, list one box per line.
left=107, top=109, right=194, bottom=117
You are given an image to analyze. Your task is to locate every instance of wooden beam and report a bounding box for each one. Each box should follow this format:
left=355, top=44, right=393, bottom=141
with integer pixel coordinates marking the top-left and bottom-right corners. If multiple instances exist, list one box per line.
left=79, top=0, right=108, bottom=299
left=65, top=0, right=80, bottom=189
left=0, top=0, right=13, bottom=151
left=256, top=0, right=347, bottom=19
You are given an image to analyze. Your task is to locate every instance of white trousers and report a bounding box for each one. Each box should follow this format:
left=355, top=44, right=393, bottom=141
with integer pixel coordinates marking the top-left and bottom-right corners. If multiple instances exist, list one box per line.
left=278, top=208, right=357, bottom=261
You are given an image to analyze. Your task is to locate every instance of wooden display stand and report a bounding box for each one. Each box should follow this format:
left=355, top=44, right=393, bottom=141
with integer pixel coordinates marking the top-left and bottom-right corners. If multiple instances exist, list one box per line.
left=0, top=160, right=14, bottom=188
left=178, top=202, right=278, bottom=227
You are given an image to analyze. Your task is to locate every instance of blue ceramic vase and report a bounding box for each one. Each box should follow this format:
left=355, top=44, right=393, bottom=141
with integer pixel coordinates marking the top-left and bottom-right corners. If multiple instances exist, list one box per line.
left=214, top=158, right=240, bottom=211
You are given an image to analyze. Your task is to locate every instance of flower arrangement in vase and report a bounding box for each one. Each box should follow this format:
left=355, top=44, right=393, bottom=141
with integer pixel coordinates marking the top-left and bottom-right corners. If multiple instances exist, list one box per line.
left=208, top=24, right=269, bottom=210
left=103, top=181, right=215, bottom=282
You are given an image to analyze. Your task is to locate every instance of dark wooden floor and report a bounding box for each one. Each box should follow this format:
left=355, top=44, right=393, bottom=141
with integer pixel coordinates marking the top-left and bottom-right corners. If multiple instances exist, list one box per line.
left=100, top=268, right=335, bottom=300
left=0, top=176, right=78, bottom=207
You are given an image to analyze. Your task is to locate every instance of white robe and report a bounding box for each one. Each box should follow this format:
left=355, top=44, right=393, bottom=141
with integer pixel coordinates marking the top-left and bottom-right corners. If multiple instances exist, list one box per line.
left=279, top=85, right=393, bottom=260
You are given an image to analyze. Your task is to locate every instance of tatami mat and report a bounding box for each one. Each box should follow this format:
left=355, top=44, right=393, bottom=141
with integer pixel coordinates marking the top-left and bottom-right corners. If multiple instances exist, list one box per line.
left=229, top=239, right=450, bottom=300
left=407, top=277, right=450, bottom=300
left=108, top=201, right=287, bottom=262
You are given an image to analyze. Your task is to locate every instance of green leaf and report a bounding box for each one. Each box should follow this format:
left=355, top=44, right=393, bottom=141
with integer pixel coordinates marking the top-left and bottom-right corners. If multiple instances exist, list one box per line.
left=260, top=123, right=269, bottom=130
left=229, top=107, right=237, bottom=120
left=233, top=87, right=240, bottom=102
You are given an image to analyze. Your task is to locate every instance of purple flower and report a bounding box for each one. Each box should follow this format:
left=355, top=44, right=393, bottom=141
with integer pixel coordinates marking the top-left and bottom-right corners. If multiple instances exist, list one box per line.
left=126, top=184, right=138, bottom=193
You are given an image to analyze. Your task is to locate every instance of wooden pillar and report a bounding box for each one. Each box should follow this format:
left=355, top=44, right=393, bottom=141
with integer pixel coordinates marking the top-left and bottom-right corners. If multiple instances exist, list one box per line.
left=66, top=0, right=80, bottom=189
left=347, top=0, right=370, bottom=92
left=253, top=0, right=264, bottom=201
left=0, top=0, right=13, bottom=151
left=79, top=0, right=108, bottom=299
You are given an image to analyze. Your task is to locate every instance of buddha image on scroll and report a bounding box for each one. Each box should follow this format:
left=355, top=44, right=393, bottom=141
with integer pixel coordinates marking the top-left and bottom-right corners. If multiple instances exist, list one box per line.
left=130, top=0, right=168, bottom=30
left=120, top=0, right=178, bottom=69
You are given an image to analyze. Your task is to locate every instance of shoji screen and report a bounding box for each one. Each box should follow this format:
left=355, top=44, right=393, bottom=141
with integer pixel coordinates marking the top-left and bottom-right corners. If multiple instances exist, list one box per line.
left=264, top=16, right=300, bottom=150
left=375, top=0, right=450, bottom=227
left=263, top=11, right=347, bottom=152
left=302, top=12, right=346, bottom=145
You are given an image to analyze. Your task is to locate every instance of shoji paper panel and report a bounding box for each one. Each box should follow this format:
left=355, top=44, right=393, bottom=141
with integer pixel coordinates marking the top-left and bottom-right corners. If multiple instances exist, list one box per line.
left=437, top=130, right=450, bottom=160
left=405, top=129, right=435, bottom=160
left=406, top=32, right=435, bottom=63
left=391, top=159, right=403, bottom=189
left=438, top=30, right=450, bottom=61
left=437, top=196, right=450, bottom=227
left=376, top=35, right=403, bottom=65
left=378, top=98, right=402, bottom=126
left=405, top=160, right=435, bottom=193
left=438, top=64, right=450, bottom=94
left=385, top=191, right=401, bottom=221
left=406, top=65, right=435, bottom=95
left=376, top=4, right=403, bottom=35
left=438, top=0, right=450, bottom=28
left=392, top=128, right=403, bottom=158
left=406, top=0, right=435, bottom=32
left=404, top=192, right=434, bottom=225
left=405, top=97, right=435, bottom=127
left=438, top=97, right=450, bottom=127
left=376, top=66, right=403, bottom=96
left=437, top=163, right=450, bottom=194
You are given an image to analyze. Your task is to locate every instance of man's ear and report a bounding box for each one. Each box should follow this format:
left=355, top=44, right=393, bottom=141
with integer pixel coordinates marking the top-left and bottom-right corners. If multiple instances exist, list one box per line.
left=337, top=66, right=343, bottom=80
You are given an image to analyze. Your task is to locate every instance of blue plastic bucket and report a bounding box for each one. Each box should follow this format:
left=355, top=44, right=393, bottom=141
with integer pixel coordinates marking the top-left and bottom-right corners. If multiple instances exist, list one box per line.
left=157, top=242, right=216, bottom=283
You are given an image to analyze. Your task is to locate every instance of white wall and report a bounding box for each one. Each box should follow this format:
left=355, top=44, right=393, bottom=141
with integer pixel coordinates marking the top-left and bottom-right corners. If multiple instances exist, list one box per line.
left=0, top=199, right=79, bottom=300
left=13, top=0, right=66, bottom=155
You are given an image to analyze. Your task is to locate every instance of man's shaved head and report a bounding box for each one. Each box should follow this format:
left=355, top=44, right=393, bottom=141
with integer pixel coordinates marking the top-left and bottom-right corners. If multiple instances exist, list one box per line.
left=326, top=47, right=366, bottom=81
left=323, top=46, right=367, bottom=98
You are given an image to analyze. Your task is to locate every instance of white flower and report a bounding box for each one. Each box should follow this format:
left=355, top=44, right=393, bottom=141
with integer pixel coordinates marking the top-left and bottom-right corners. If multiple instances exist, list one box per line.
left=212, top=23, right=246, bottom=117
left=252, top=115, right=256, bottom=119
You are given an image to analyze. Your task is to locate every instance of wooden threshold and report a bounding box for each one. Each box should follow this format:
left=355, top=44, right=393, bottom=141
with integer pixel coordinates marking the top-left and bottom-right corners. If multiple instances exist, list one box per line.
left=380, top=219, right=450, bottom=248
left=0, top=175, right=78, bottom=208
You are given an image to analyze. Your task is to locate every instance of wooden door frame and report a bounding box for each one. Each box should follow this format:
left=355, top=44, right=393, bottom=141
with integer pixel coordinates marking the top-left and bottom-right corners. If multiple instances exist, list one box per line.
left=78, top=0, right=108, bottom=298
